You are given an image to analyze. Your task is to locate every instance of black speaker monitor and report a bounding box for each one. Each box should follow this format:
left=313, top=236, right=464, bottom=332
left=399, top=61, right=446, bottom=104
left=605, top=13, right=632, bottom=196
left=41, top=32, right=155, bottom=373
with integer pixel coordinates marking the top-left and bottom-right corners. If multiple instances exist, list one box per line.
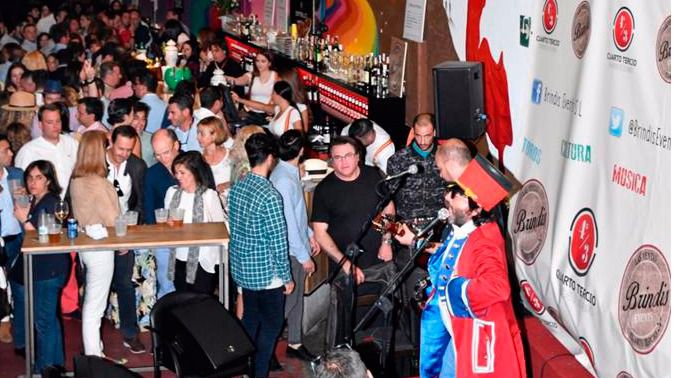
left=432, top=61, right=485, bottom=140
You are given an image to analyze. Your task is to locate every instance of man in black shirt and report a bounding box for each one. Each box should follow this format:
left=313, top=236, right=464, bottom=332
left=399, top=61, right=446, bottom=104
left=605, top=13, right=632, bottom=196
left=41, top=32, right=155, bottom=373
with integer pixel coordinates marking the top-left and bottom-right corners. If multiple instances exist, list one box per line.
left=198, top=40, right=244, bottom=88
left=311, top=136, right=395, bottom=346
left=312, top=136, right=395, bottom=280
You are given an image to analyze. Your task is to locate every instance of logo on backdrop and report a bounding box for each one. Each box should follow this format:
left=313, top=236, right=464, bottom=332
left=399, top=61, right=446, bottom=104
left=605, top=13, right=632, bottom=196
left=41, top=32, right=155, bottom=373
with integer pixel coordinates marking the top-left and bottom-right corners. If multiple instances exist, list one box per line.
left=561, top=140, right=591, bottom=163
left=656, top=16, right=671, bottom=83
left=579, top=337, right=596, bottom=368
left=555, top=269, right=597, bottom=306
left=521, top=280, right=545, bottom=315
left=613, top=7, right=635, bottom=52
left=571, top=1, right=591, bottom=59
left=617, top=372, right=633, bottom=378
left=522, top=137, right=542, bottom=165
left=618, top=244, right=670, bottom=354
left=568, top=208, right=598, bottom=276
left=512, top=179, right=548, bottom=265
left=542, top=0, right=558, bottom=34
left=520, top=15, right=531, bottom=47
left=611, top=164, right=647, bottom=196
left=536, top=0, right=560, bottom=47
left=530, top=79, right=583, bottom=117
left=607, top=7, right=637, bottom=68
left=531, top=79, right=543, bottom=104
left=609, top=107, right=625, bottom=137
left=609, top=107, right=670, bottom=150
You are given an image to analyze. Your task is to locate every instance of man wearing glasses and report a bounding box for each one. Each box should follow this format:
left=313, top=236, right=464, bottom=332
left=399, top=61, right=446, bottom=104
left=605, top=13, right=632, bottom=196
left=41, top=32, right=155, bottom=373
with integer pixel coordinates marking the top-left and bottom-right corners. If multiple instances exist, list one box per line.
left=311, top=136, right=395, bottom=346
left=105, top=125, right=147, bottom=354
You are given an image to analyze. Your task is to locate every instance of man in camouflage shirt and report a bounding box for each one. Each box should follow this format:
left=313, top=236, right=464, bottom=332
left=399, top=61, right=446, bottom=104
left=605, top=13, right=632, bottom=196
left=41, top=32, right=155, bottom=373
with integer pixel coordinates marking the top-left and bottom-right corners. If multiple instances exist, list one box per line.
left=385, top=113, right=446, bottom=347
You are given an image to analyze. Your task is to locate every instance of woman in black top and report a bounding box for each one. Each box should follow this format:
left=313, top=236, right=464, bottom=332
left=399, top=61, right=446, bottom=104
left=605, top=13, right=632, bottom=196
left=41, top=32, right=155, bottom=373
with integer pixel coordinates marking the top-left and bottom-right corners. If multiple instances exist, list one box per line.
left=10, top=160, right=69, bottom=371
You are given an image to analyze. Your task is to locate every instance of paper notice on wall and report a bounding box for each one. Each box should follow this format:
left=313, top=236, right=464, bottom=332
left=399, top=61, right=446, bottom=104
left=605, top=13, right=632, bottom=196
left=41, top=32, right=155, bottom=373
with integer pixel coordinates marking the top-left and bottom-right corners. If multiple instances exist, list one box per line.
left=275, top=0, right=289, bottom=33
left=264, top=0, right=276, bottom=27
left=403, top=0, right=427, bottom=42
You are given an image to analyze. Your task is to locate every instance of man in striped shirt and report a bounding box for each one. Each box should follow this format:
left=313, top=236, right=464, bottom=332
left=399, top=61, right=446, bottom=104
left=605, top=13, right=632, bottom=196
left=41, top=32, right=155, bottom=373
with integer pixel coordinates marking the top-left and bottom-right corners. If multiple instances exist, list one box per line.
left=229, top=133, right=294, bottom=377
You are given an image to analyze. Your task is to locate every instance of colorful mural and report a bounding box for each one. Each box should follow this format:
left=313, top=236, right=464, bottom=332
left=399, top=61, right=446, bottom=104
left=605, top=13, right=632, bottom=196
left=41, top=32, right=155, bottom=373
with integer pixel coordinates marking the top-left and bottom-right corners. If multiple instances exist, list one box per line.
left=320, top=0, right=379, bottom=55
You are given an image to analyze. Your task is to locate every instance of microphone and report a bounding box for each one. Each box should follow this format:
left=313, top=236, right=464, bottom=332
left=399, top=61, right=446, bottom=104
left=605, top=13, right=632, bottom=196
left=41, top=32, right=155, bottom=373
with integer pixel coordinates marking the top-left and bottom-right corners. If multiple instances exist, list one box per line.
left=415, top=208, right=451, bottom=239
left=384, top=164, right=419, bottom=182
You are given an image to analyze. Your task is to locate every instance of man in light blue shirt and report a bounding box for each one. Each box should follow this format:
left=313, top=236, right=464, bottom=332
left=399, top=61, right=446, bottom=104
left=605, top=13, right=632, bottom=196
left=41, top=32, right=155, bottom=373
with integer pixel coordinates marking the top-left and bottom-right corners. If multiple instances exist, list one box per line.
left=269, top=130, right=319, bottom=362
left=132, top=71, right=167, bottom=134
left=167, top=94, right=201, bottom=152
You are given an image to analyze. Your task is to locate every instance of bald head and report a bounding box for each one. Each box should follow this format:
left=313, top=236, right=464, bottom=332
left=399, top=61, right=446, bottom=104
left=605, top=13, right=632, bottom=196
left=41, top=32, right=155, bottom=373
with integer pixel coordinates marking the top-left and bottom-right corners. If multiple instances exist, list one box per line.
left=151, top=129, right=180, bottom=170
left=435, top=138, right=472, bottom=182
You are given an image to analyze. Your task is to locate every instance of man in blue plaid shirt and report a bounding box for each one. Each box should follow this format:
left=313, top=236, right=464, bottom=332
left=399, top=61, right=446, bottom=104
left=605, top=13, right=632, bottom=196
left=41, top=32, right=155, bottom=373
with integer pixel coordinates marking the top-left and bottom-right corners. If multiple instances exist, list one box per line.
left=229, top=133, right=294, bottom=378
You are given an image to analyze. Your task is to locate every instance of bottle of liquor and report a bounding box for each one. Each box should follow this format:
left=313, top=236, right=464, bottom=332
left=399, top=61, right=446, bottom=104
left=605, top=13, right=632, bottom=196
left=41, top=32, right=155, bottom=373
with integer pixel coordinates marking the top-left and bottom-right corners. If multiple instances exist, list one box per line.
left=370, top=55, right=380, bottom=96
left=322, top=115, right=332, bottom=145
left=381, top=55, right=390, bottom=98
left=361, top=55, right=371, bottom=91
left=241, top=17, right=250, bottom=41
left=314, top=38, right=323, bottom=72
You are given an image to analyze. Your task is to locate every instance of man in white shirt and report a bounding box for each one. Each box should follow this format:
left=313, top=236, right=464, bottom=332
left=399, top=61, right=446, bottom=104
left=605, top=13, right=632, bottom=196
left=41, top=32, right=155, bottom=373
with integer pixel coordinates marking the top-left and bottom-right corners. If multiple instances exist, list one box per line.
left=132, top=71, right=167, bottom=134
left=340, top=118, right=395, bottom=174
left=167, top=94, right=201, bottom=152
left=15, top=103, right=79, bottom=198
left=20, top=24, right=37, bottom=53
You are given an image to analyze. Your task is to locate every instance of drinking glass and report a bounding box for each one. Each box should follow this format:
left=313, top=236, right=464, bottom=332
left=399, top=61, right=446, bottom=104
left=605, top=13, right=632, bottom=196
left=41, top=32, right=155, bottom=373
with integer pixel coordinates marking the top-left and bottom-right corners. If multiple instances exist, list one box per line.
left=168, top=208, right=185, bottom=227
left=54, top=200, right=69, bottom=224
left=124, top=211, right=139, bottom=228
left=154, top=208, right=169, bottom=224
left=115, top=217, right=128, bottom=237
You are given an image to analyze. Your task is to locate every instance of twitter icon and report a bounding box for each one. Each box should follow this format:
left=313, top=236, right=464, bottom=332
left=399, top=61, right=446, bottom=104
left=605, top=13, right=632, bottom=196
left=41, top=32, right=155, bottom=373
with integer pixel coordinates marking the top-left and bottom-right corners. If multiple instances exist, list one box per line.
left=609, top=107, right=624, bottom=137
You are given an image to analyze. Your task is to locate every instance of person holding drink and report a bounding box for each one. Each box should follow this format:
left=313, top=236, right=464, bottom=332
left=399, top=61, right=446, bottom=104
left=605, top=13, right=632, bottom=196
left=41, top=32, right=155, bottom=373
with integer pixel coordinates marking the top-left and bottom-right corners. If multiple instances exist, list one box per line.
left=10, top=160, right=70, bottom=371
left=163, top=151, right=224, bottom=293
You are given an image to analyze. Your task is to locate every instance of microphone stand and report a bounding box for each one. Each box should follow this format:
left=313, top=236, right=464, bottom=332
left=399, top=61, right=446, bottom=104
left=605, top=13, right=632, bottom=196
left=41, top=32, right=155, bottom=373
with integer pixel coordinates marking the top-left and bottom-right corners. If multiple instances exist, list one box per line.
left=353, top=231, right=433, bottom=335
left=327, top=176, right=404, bottom=347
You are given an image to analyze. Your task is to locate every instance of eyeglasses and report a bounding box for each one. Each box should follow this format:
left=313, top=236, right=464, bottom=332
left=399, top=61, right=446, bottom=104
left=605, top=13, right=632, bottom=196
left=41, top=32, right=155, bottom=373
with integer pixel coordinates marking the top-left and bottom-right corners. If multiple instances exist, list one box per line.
left=113, top=179, right=123, bottom=197
left=330, top=152, right=356, bottom=163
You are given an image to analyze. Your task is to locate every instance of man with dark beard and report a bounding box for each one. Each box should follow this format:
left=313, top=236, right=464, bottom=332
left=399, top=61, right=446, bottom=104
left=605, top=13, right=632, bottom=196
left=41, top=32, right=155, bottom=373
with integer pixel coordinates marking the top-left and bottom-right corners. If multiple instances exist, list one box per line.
left=396, top=154, right=526, bottom=378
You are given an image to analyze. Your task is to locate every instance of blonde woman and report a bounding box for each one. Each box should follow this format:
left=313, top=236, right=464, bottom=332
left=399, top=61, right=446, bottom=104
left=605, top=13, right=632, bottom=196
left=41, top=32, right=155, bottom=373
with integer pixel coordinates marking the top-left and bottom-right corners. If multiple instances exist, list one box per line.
left=197, top=116, right=232, bottom=201
left=229, top=125, right=265, bottom=185
left=69, top=131, right=121, bottom=357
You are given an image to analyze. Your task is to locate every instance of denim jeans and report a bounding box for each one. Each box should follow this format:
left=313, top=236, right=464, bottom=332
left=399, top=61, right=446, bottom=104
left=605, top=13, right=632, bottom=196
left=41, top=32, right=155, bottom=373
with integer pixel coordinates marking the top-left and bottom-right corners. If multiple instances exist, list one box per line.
left=242, top=287, right=285, bottom=378
left=113, top=251, right=139, bottom=339
left=11, top=274, right=66, bottom=371
left=153, top=248, right=175, bottom=299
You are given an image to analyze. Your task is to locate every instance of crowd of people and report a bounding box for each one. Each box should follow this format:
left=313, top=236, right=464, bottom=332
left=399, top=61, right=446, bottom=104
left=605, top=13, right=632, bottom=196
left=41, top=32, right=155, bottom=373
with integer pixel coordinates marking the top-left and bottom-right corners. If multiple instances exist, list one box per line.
left=0, top=1, right=527, bottom=378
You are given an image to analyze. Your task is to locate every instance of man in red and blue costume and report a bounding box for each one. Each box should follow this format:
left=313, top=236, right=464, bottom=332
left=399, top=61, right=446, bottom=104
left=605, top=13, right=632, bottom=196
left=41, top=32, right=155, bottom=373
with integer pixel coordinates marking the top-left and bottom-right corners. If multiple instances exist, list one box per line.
left=398, top=154, right=526, bottom=377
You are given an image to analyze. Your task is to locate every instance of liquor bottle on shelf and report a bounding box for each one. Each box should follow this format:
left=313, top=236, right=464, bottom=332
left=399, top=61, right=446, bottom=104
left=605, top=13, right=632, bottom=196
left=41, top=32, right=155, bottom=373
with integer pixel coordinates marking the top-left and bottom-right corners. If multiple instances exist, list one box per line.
left=370, top=55, right=380, bottom=96
left=241, top=18, right=251, bottom=42
left=322, top=115, right=332, bottom=145
left=244, top=52, right=255, bottom=73
left=314, top=38, right=323, bottom=72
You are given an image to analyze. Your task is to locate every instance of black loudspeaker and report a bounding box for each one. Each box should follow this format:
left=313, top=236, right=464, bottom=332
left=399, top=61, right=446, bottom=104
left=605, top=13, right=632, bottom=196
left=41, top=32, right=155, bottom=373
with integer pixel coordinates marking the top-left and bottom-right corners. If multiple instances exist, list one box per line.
left=168, top=297, right=255, bottom=376
left=433, top=61, right=485, bottom=140
left=73, top=356, right=139, bottom=378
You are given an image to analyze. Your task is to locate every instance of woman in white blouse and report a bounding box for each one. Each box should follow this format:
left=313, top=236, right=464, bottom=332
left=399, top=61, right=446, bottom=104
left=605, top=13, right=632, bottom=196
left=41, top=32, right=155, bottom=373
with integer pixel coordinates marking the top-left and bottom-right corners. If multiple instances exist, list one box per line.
left=267, top=80, right=304, bottom=137
left=197, top=116, right=232, bottom=201
left=226, top=50, right=278, bottom=125
left=164, top=151, right=225, bottom=293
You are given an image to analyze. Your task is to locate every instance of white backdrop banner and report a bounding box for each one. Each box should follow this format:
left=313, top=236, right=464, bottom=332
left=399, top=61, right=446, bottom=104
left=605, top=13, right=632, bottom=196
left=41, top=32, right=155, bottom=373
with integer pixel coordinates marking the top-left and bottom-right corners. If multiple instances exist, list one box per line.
left=445, top=0, right=670, bottom=376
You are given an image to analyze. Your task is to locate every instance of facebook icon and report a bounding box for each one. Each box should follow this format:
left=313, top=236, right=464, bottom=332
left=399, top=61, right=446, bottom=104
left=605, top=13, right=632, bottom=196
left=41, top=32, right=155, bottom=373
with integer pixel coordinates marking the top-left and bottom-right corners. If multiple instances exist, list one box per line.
left=609, top=107, right=624, bottom=137
left=531, top=79, right=543, bottom=104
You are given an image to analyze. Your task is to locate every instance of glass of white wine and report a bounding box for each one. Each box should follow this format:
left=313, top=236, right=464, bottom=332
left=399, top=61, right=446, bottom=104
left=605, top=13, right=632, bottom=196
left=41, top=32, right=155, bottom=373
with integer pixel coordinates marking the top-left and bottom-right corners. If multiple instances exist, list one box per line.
left=54, top=200, right=69, bottom=227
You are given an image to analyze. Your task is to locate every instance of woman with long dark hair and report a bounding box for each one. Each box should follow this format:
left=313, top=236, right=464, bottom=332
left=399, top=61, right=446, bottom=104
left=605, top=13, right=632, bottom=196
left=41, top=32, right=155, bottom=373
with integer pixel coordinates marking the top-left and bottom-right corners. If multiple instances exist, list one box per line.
left=227, top=50, right=278, bottom=125
left=10, top=160, right=69, bottom=371
left=164, top=151, right=224, bottom=293
left=267, top=81, right=304, bottom=137
left=4, top=63, right=25, bottom=93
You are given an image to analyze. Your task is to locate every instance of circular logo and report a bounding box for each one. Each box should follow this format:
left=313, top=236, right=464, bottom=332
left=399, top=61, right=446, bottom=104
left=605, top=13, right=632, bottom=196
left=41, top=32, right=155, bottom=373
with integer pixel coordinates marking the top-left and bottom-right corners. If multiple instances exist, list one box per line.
left=542, top=0, right=558, bottom=34
left=571, top=1, right=591, bottom=58
left=578, top=337, right=595, bottom=368
left=521, top=280, right=545, bottom=315
left=616, top=372, right=633, bottom=378
left=618, top=245, right=670, bottom=354
left=568, top=208, right=598, bottom=276
left=613, top=7, right=635, bottom=52
left=656, top=16, right=671, bottom=83
left=512, top=179, right=549, bottom=265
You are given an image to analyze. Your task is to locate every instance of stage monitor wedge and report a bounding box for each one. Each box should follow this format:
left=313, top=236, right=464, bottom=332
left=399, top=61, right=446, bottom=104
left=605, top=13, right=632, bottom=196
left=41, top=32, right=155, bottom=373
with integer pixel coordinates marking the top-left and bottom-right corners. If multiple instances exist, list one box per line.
left=433, top=61, right=485, bottom=140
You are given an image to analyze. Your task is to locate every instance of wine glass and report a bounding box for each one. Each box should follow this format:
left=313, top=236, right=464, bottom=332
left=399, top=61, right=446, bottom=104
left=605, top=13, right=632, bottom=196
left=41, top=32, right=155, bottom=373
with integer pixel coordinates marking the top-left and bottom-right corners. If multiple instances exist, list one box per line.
left=54, top=200, right=69, bottom=225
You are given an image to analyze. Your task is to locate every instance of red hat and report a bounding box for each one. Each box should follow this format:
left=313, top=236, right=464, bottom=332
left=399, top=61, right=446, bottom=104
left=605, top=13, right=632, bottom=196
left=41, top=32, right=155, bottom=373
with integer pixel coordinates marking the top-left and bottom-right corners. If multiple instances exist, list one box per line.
left=455, top=154, right=513, bottom=211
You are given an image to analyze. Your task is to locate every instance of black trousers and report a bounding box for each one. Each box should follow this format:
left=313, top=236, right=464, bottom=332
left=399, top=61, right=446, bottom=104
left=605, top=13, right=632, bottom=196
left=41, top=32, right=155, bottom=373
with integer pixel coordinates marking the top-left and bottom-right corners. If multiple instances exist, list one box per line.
left=173, top=260, right=216, bottom=295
